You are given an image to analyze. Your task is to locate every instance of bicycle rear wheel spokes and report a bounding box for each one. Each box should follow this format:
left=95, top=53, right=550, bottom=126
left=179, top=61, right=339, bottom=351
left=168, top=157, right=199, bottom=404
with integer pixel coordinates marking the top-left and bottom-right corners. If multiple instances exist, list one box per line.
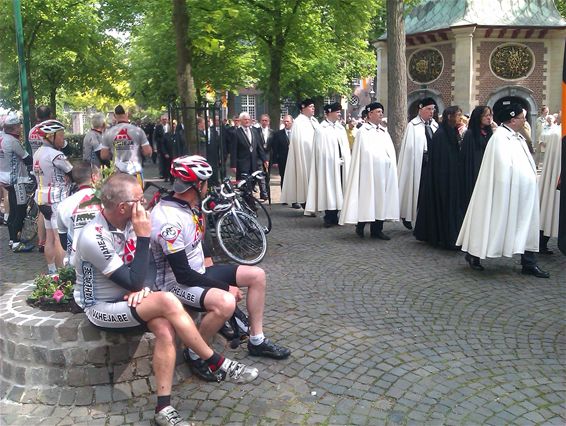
left=20, top=200, right=39, bottom=243
left=245, top=197, right=272, bottom=234
left=216, top=210, right=267, bottom=265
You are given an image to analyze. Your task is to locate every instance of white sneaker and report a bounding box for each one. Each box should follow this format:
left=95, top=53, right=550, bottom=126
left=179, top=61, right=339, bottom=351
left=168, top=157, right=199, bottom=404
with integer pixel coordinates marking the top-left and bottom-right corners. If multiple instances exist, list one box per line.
left=214, top=357, right=259, bottom=383
left=154, top=405, right=191, bottom=426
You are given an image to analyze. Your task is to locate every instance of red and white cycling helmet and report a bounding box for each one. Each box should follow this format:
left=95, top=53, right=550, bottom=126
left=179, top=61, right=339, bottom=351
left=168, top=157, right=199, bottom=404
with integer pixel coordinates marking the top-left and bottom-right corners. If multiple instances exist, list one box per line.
left=38, top=119, right=65, bottom=136
left=171, top=155, right=213, bottom=193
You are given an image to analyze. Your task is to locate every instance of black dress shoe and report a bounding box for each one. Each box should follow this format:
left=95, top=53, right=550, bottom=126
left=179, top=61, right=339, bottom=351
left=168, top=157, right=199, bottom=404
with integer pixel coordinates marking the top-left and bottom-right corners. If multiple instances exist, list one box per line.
left=465, top=253, right=484, bottom=271
left=539, top=247, right=554, bottom=255
left=291, top=203, right=301, bottom=209
left=371, top=231, right=391, bottom=240
left=355, top=225, right=364, bottom=238
left=323, top=221, right=332, bottom=228
left=521, top=265, right=550, bottom=278
left=402, top=219, right=412, bottom=230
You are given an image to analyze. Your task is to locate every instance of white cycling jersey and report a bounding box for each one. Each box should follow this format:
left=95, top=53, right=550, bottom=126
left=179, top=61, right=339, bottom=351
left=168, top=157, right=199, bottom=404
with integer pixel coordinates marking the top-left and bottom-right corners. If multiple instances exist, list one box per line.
left=101, top=122, right=149, bottom=174
left=82, top=129, right=103, bottom=166
left=33, top=143, right=73, bottom=205
left=0, top=132, right=29, bottom=187
left=150, top=196, right=206, bottom=291
left=28, top=123, right=45, bottom=155
left=57, top=187, right=102, bottom=264
left=73, top=212, right=138, bottom=309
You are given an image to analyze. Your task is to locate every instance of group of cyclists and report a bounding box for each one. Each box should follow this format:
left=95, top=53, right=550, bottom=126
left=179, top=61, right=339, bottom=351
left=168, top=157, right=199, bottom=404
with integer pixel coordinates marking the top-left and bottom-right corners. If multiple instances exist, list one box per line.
left=1, top=105, right=290, bottom=426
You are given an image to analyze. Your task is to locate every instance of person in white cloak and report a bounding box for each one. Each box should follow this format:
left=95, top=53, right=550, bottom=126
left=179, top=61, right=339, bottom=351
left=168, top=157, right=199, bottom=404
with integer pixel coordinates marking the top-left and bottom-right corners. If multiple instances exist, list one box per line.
left=339, top=102, right=399, bottom=240
left=456, top=104, right=549, bottom=278
left=538, top=112, right=561, bottom=254
left=397, top=97, right=438, bottom=230
left=280, top=98, right=320, bottom=209
left=304, top=102, right=351, bottom=227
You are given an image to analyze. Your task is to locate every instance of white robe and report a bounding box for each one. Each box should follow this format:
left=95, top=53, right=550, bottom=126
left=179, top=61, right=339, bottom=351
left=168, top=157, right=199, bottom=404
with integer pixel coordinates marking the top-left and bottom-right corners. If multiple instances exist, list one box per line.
left=456, top=125, right=540, bottom=258
left=280, top=113, right=320, bottom=204
left=397, top=116, right=438, bottom=222
left=339, top=123, right=399, bottom=224
left=538, top=124, right=561, bottom=238
left=304, top=120, right=351, bottom=214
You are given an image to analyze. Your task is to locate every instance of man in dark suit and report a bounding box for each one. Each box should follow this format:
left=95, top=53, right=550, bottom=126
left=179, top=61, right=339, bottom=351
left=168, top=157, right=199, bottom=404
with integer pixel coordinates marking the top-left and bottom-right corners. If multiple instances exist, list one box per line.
left=207, top=116, right=223, bottom=185
left=153, top=114, right=169, bottom=178
left=270, top=114, right=293, bottom=188
left=230, top=112, right=268, bottom=199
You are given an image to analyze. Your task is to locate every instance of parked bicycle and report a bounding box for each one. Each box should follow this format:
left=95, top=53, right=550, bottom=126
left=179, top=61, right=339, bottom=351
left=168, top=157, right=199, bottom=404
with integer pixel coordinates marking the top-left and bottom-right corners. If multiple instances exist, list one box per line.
left=202, top=178, right=267, bottom=265
left=235, top=171, right=272, bottom=234
left=20, top=178, right=39, bottom=243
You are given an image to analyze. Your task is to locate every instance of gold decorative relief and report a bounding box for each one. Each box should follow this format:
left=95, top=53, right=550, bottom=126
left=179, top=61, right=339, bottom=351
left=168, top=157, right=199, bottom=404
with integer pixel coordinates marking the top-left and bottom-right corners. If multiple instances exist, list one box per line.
left=490, top=44, right=533, bottom=80
left=408, top=49, right=443, bottom=84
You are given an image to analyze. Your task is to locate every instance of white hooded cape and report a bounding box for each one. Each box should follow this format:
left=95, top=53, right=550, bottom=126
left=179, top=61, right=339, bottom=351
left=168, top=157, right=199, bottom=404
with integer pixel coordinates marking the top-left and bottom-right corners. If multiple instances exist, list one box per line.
left=397, top=116, right=438, bottom=222
left=456, top=125, right=540, bottom=258
left=280, top=114, right=319, bottom=204
left=339, top=123, right=399, bottom=224
left=538, top=124, right=561, bottom=238
left=304, top=120, right=351, bottom=214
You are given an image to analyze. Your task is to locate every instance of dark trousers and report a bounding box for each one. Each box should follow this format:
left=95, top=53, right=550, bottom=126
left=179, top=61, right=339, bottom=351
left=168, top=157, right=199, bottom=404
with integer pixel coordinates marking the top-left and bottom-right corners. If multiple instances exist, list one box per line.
left=356, top=220, right=384, bottom=235
left=521, top=251, right=537, bottom=267
left=7, top=186, right=27, bottom=242
left=324, top=210, right=339, bottom=225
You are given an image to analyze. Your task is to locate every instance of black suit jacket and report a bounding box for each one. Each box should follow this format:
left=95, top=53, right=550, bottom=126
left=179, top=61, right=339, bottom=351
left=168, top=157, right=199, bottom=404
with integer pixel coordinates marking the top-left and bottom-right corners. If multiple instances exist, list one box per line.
left=270, top=128, right=290, bottom=167
left=258, top=127, right=274, bottom=152
left=230, top=126, right=267, bottom=178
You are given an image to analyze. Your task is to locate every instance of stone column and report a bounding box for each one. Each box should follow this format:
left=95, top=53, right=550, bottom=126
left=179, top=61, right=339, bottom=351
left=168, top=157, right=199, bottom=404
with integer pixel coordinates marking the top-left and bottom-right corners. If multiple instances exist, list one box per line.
left=374, top=42, right=388, bottom=111
left=452, top=26, right=476, bottom=113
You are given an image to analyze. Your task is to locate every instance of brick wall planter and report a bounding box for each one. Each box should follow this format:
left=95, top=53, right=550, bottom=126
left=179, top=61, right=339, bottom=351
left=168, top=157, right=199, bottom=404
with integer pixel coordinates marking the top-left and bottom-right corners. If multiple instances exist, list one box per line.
left=0, top=283, right=190, bottom=405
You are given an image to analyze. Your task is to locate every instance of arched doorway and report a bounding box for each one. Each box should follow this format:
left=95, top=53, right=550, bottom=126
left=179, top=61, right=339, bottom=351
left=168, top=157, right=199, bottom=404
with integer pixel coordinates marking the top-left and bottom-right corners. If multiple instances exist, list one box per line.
left=407, top=89, right=444, bottom=122
left=487, top=86, right=538, bottom=128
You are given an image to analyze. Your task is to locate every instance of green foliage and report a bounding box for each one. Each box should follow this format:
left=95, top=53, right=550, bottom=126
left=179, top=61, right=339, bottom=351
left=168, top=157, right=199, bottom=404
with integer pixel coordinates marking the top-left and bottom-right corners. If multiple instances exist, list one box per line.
left=556, top=0, right=566, bottom=17
left=0, top=0, right=125, bottom=113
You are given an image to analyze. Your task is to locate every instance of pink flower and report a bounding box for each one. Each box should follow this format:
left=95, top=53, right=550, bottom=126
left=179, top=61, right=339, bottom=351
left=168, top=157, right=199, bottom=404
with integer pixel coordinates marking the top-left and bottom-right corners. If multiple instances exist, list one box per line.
left=52, top=275, right=59, bottom=282
left=52, top=289, right=65, bottom=303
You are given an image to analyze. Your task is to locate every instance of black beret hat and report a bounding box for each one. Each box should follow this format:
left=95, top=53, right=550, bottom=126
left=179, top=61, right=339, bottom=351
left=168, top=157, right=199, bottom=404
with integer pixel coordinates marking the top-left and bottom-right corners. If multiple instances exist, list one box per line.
left=497, top=104, right=524, bottom=122
left=300, top=98, right=315, bottom=109
left=418, top=97, right=435, bottom=108
left=365, top=102, right=384, bottom=113
left=324, top=102, right=342, bottom=114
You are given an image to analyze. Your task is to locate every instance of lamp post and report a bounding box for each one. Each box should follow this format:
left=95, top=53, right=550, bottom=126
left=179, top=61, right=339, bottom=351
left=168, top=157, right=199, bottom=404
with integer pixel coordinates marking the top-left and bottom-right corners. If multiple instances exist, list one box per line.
left=12, top=0, right=31, bottom=153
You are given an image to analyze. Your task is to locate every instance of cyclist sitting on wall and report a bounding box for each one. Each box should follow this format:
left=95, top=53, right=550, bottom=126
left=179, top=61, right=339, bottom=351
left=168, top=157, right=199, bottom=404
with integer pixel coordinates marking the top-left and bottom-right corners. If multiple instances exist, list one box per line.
left=150, top=155, right=291, bottom=381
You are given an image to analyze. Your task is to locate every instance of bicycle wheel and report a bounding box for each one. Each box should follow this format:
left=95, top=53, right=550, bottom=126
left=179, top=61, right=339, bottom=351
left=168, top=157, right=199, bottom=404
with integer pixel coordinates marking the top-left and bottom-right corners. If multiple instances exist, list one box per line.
left=216, top=210, right=267, bottom=265
left=20, top=199, right=39, bottom=243
left=241, top=196, right=272, bottom=234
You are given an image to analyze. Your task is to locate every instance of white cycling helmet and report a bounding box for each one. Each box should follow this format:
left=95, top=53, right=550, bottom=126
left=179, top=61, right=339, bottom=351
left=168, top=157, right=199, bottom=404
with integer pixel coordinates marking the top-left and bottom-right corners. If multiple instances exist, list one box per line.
left=3, top=113, right=21, bottom=126
left=171, top=155, right=213, bottom=193
left=38, top=119, right=65, bottom=136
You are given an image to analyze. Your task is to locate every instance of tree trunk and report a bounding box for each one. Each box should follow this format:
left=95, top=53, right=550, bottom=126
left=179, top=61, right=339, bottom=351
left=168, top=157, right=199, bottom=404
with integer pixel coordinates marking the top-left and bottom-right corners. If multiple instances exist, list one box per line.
left=386, top=0, right=407, bottom=153
left=172, top=0, right=197, bottom=154
left=267, top=43, right=283, bottom=129
left=49, top=86, right=57, bottom=118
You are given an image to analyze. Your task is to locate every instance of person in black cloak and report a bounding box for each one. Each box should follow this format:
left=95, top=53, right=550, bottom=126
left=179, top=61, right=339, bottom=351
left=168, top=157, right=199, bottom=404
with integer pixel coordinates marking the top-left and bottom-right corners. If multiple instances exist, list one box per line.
left=413, top=105, right=463, bottom=249
left=459, top=106, right=495, bottom=214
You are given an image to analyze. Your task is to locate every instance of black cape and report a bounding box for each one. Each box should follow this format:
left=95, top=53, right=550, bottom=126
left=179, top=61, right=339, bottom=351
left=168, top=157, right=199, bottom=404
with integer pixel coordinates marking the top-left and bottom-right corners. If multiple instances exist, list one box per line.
left=459, top=127, right=491, bottom=213
left=413, top=125, right=463, bottom=249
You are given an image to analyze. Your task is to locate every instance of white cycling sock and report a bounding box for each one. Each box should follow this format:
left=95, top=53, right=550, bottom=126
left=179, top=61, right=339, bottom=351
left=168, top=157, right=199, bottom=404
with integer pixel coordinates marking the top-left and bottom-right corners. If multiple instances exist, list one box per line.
left=249, top=333, right=265, bottom=346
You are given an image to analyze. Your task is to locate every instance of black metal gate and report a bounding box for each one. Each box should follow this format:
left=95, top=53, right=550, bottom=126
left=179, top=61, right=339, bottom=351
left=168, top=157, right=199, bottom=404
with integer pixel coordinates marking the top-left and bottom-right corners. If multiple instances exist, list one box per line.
left=168, top=101, right=227, bottom=184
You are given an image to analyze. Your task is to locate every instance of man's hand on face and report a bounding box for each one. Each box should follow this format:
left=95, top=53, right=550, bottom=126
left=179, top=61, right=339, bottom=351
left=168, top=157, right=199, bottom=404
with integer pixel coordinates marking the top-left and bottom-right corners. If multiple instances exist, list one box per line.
left=131, top=201, right=151, bottom=237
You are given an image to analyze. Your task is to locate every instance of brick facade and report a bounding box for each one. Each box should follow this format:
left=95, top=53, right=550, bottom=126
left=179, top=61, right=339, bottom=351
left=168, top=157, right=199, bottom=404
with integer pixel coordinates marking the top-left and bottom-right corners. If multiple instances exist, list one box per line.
left=407, top=43, right=454, bottom=107
left=475, top=41, right=546, bottom=107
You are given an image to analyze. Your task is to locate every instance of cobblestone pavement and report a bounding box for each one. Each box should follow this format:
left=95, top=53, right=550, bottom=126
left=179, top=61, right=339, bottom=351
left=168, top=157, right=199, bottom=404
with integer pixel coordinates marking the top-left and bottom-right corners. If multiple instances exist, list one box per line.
left=1, top=168, right=565, bottom=425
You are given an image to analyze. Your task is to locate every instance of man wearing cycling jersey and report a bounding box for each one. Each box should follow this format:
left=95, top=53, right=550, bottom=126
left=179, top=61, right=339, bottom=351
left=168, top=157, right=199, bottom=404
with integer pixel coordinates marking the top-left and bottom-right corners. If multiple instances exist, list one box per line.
left=28, top=106, right=54, bottom=253
left=0, top=114, right=34, bottom=252
left=33, top=120, right=73, bottom=273
left=100, top=105, right=152, bottom=182
left=82, top=113, right=106, bottom=167
left=73, top=173, right=258, bottom=426
left=56, top=161, right=102, bottom=264
left=150, top=155, right=291, bottom=382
